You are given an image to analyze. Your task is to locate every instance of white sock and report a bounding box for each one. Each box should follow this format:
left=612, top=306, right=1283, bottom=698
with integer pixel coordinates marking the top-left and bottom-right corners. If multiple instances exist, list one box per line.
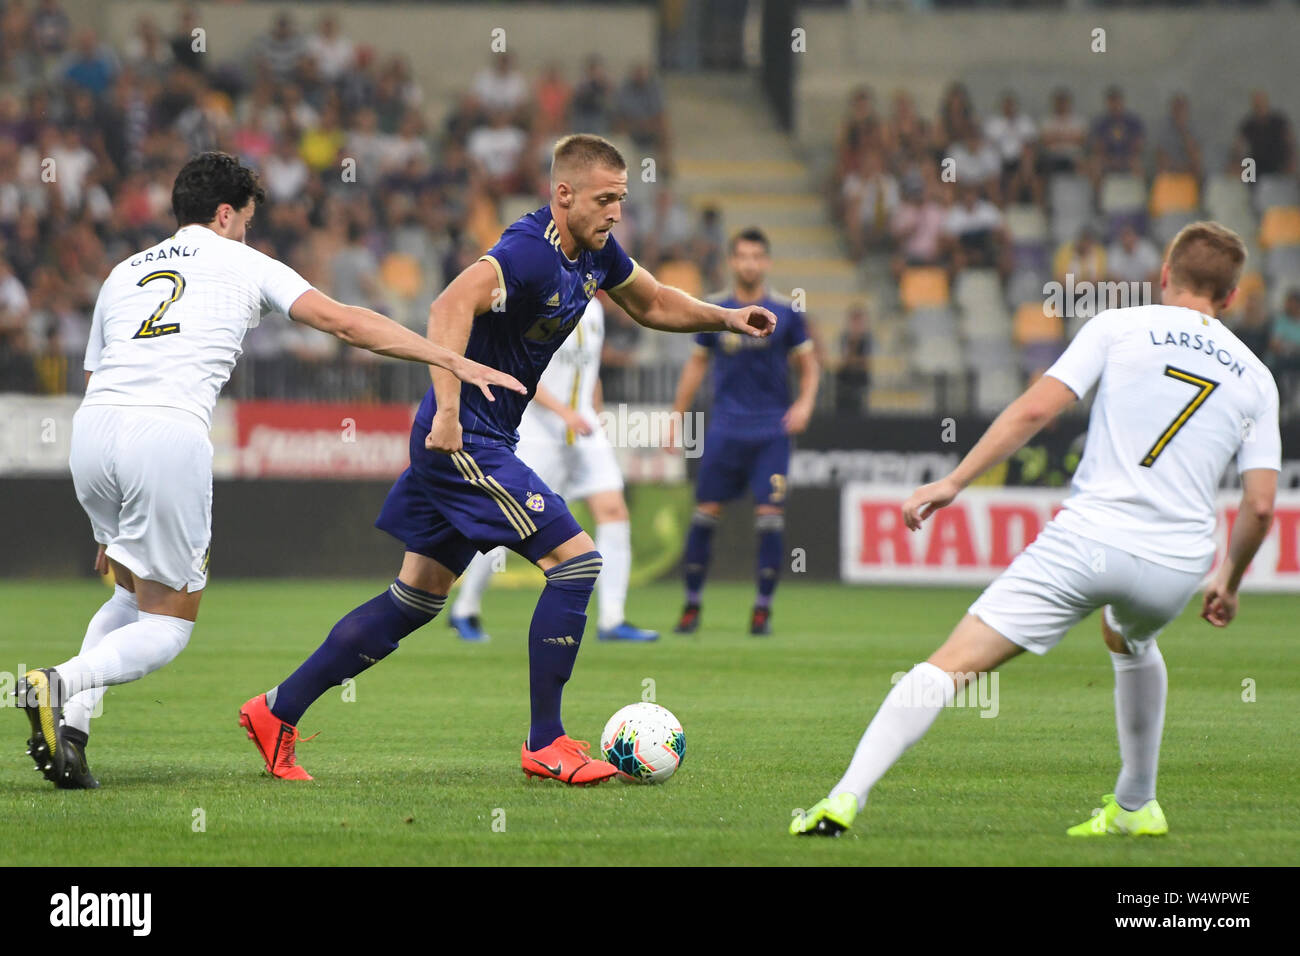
left=55, top=612, right=193, bottom=699
left=1111, top=644, right=1167, bottom=811
left=64, top=585, right=138, bottom=735
left=830, top=661, right=956, bottom=810
left=451, top=548, right=502, bottom=618
left=596, top=520, right=631, bottom=630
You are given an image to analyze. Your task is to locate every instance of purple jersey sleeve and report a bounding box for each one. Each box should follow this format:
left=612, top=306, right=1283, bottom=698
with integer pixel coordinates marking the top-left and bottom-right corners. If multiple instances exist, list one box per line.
left=784, top=306, right=810, bottom=351
left=598, top=232, right=638, bottom=291
left=694, top=331, right=717, bottom=350
left=480, top=231, right=551, bottom=308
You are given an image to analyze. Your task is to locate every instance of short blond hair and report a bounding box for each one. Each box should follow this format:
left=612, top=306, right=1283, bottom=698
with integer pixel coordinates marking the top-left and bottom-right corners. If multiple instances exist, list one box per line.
left=1166, top=221, right=1247, bottom=305
left=551, top=134, right=626, bottom=185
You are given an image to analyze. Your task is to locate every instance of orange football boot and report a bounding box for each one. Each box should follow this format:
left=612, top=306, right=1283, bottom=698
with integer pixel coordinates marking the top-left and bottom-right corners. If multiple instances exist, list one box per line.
left=239, top=694, right=313, bottom=780
left=521, top=734, right=618, bottom=786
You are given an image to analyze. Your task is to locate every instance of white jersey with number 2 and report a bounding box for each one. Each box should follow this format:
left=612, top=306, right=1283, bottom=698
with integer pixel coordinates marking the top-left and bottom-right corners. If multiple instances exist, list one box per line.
left=1045, top=304, right=1281, bottom=573
left=82, top=224, right=313, bottom=429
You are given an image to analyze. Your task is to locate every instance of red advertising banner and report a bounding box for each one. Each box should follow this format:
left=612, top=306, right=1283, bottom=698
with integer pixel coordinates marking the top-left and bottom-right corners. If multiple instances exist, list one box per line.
left=841, top=484, right=1300, bottom=592
left=235, top=401, right=414, bottom=478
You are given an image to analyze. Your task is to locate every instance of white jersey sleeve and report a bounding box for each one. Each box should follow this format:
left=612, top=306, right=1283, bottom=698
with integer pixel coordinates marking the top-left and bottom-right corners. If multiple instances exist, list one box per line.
left=247, top=246, right=313, bottom=317
left=1043, top=309, right=1116, bottom=399
left=1237, top=376, right=1282, bottom=474
left=84, top=291, right=106, bottom=372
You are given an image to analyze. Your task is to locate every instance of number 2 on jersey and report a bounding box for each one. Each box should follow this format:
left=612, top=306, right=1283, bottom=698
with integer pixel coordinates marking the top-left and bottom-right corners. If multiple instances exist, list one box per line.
left=1140, top=365, right=1219, bottom=467
left=133, top=270, right=186, bottom=339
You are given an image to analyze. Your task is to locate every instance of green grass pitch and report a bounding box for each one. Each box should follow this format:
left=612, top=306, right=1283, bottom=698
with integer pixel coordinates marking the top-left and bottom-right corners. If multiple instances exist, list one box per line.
left=1, top=579, right=1295, bottom=866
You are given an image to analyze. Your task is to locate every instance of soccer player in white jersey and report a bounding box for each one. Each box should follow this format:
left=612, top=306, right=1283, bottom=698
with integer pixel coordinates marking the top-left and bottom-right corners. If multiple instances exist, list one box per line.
left=15, top=152, right=524, bottom=789
left=793, top=222, right=1281, bottom=837
left=447, top=293, right=660, bottom=643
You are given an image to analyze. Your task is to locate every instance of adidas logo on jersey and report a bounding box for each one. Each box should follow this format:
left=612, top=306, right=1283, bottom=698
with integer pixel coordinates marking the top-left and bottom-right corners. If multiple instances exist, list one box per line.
left=542, top=635, right=577, bottom=646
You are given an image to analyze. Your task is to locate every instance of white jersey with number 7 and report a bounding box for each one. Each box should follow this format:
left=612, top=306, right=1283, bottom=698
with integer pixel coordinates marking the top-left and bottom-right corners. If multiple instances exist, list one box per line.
left=1045, top=304, right=1281, bottom=574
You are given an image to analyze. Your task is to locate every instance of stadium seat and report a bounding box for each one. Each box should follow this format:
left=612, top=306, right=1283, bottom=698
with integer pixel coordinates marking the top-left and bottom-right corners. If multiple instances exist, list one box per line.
left=379, top=252, right=423, bottom=299
left=1012, top=301, right=1063, bottom=346
left=975, top=368, right=1024, bottom=415
left=1205, top=175, right=1252, bottom=222
left=962, top=305, right=1012, bottom=340
left=1259, top=206, right=1300, bottom=249
left=910, top=306, right=959, bottom=339
left=1148, top=173, right=1200, bottom=218
left=1011, top=241, right=1049, bottom=275
left=1104, top=210, right=1148, bottom=243
left=1265, top=244, right=1300, bottom=281
left=912, top=333, right=964, bottom=376
left=1049, top=174, right=1093, bottom=219
left=655, top=259, right=703, bottom=297
left=1222, top=270, right=1265, bottom=320
left=1253, top=175, right=1300, bottom=214
left=1006, top=268, right=1047, bottom=308
left=953, top=269, right=1003, bottom=312
left=1005, top=204, right=1048, bottom=244
left=1152, top=211, right=1198, bottom=246
left=1100, top=174, right=1146, bottom=214
left=899, top=266, right=950, bottom=310
left=965, top=336, right=1016, bottom=372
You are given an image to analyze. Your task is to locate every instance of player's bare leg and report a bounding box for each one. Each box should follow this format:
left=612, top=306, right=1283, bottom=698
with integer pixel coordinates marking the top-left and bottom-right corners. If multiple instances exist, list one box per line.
left=588, top=489, right=658, bottom=642
left=677, top=501, right=721, bottom=633
left=751, top=504, right=784, bottom=636
left=793, top=615, right=1022, bottom=835
left=20, top=558, right=198, bottom=789
left=1067, top=612, right=1170, bottom=836
left=242, top=550, right=454, bottom=780
left=520, top=530, right=618, bottom=785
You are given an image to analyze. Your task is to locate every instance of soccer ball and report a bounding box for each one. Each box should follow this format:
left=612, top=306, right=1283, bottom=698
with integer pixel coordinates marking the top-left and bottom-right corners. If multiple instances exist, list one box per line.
left=600, top=703, right=686, bottom=784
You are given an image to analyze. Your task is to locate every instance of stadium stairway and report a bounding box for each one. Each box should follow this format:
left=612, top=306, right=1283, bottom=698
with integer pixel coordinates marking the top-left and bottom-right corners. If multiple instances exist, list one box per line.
left=662, top=72, right=925, bottom=412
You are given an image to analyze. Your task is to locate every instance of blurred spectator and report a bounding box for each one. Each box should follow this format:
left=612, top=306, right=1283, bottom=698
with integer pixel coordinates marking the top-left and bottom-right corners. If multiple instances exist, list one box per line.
left=170, top=4, right=205, bottom=73
left=467, top=109, right=527, bottom=196
left=1038, top=88, right=1087, bottom=174
left=691, top=206, right=725, bottom=291
left=535, top=63, right=571, bottom=135
left=1089, top=86, right=1145, bottom=179
left=614, top=63, right=669, bottom=156
left=886, top=89, right=930, bottom=162
left=934, top=82, right=975, bottom=152
left=262, top=135, right=310, bottom=203
left=300, top=101, right=346, bottom=173
left=836, top=85, right=882, bottom=178
left=63, top=28, right=119, bottom=96
left=948, top=124, right=1002, bottom=201
left=890, top=178, right=949, bottom=278
left=1106, top=223, right=1161, bottom=286
left=570, top=55, right=613, bottom=134
left=1054, top=225, right=1107, bottom=286
left=1003, top=142, right=1045, bottom=206
left=472, top=52, right=529, bottom=120
left=31, top=0, right=70, bottom=59
left=306, top=14, right=355, bottom=84
left=1235, top=91, right=1295, bottom=176
left=1231, top=285, right=1272, bottom=359
left=944, top=184, right=1006, bottom=272
left=1155, top=93, right=1202, bottom=178
left=1268, top=288, right=1300, bottom=371
left=836, top=304, right=872, bottom=413
left=984, top=92, right=1036, bottom=177
left=257, top=13, right=304, bottom=81
left=640, top=185, right=693, bottom=268
left=843, top=148, right=899, bottom=258
left=123, top=17, right=172, bottom=79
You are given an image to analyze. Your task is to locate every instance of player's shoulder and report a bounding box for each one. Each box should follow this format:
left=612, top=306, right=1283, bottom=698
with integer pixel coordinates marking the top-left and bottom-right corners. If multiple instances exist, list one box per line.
left=703, top=288, right=732, bottom=307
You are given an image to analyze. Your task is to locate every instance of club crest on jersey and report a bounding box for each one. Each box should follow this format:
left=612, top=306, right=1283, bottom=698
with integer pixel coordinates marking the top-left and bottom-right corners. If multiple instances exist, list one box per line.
left=525, top=492, right=545, bottom=513
left=546, top=291, right=560, bottom=308
left=583, top=272, right=597, bottom=299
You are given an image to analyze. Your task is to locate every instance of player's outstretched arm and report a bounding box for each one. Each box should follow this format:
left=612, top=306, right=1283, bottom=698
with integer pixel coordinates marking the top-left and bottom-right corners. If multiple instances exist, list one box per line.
left=288, top=289, right=525, bottom=402
left=609, top=268, right=775, bottom=337
left=1202, top=468, right=1277, bottom=627
left=902, top=375, right=1077, bottom=530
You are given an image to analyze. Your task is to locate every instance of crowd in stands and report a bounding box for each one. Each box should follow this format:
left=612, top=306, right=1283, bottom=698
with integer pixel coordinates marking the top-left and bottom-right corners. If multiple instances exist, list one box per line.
left=831, top=80, right=1300, bottom=412
left=0, top=2, right=724, bottom=401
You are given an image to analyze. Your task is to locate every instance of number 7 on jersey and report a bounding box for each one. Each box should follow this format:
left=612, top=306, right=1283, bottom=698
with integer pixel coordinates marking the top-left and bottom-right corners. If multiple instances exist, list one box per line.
left=1140, top=365, right=1219, bottom=467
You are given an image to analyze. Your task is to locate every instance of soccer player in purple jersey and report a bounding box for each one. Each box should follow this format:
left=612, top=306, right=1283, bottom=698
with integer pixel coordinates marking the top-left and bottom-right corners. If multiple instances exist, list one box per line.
left=670, top=228, right=820, bottom=636
left=240, top=135, right=775, bottom=785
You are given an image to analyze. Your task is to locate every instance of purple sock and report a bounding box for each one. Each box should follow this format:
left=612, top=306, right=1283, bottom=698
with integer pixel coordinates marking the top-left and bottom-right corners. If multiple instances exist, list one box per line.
left=268, top=580, right=444, bottom=725
left=756, top=513, right=784, bottom=607
left=528, top=551, right=602, bottom=751
left=683, top=510, right=717, bottom=602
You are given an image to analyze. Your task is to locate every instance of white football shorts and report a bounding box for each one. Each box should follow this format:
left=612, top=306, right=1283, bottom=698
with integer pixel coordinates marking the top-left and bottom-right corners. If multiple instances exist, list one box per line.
left=70, top=404, right=213, bottom=593
left=516, top=426, right=624, bottom=502
left=968, top=521, right=1207, bottom=655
